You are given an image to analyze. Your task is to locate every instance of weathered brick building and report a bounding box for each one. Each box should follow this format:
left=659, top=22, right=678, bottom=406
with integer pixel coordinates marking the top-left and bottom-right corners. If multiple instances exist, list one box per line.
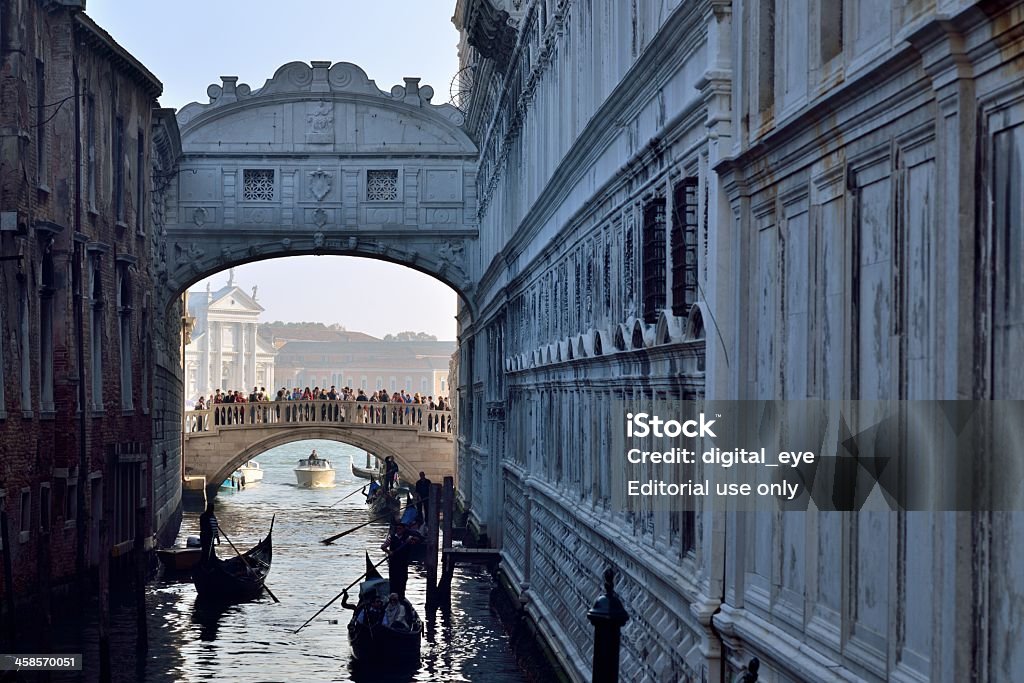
left=0, top=1, right=181, bottom=609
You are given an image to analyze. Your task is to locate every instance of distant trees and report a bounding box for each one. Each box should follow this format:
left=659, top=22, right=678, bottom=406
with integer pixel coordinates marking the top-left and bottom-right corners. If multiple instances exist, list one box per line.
left=383, top=331, right=438, bottom=342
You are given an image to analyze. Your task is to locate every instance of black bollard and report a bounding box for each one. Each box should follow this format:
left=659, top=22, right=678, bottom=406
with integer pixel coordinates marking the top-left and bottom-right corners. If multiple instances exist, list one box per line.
left=588, top=567, right=630, bottom=683
left=733, top=657, right=760, bottom=682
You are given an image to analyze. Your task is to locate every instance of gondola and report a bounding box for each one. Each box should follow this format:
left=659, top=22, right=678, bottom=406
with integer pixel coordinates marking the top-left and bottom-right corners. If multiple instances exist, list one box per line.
left=347, top=555, right=422, bottom=665
left=192, top=516, right=274, bottom=603
left=367, top=489, right=402, bottom=517
left=351, top=461, right=378, bottom=480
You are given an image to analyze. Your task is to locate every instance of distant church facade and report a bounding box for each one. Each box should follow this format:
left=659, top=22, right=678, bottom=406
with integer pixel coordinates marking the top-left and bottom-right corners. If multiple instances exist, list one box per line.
left=185, top=273, right=278, bottom=401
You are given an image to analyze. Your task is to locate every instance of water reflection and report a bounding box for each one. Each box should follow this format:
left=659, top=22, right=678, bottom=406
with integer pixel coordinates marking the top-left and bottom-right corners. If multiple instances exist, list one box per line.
left=26, top=440, right=534, bottom=683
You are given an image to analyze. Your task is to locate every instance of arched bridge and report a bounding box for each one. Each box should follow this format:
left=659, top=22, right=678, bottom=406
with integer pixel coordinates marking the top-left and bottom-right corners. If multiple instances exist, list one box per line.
left=183, top=400, right=454, bottom=492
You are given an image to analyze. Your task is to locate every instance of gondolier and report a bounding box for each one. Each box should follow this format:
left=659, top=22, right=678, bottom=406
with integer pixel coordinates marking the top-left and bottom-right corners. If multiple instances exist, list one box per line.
left=199, top=501, right=221, bottom=564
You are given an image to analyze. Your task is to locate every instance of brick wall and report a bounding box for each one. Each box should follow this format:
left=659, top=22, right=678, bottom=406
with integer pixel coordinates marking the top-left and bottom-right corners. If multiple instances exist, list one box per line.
left=0, top=4, right=170, bottom=608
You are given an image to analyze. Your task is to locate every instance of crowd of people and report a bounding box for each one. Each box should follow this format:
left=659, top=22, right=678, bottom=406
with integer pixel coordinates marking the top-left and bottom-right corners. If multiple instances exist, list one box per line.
left=190, top=386, right=453, bottom=432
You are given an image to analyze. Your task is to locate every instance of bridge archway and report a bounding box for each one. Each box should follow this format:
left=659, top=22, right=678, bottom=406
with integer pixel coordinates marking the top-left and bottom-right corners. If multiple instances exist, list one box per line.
left=155, top=60, right=480, bottom=315
left=208, top=428, right=413, bottom=492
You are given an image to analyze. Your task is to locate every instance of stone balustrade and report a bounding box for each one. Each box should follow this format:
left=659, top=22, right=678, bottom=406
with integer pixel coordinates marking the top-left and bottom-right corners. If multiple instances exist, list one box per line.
left=184, top=399, right=453, bottom=436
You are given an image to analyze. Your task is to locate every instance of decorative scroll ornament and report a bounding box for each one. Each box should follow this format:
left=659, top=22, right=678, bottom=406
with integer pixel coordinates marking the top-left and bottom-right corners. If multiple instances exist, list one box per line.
left=309, top=169, right=333, bottom=201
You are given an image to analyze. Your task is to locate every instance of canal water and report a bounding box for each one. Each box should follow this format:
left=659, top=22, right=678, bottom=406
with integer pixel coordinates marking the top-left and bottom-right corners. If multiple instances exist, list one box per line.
left=33, top=440, right=537, bottom=683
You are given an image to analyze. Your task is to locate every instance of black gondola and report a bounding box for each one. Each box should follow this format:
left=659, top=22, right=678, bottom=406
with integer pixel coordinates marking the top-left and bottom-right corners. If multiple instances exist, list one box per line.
left=367, top=489, right=401, bottom=517
left=192, top=517, right=274, bottom=603
left=347, top=554, right=422, bottom=664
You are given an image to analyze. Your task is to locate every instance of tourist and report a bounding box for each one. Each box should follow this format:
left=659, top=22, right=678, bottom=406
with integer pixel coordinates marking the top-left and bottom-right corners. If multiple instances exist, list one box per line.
left=383, top=593, right=410, bottom=630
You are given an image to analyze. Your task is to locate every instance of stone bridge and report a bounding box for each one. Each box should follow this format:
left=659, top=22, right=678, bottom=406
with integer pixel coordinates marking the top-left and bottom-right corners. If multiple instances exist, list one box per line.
left=182, top=400, right=454, bottom=492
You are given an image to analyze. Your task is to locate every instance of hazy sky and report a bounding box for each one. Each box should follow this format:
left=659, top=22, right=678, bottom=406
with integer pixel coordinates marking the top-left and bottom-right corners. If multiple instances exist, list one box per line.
left=87, top=1, right=461, bottom=340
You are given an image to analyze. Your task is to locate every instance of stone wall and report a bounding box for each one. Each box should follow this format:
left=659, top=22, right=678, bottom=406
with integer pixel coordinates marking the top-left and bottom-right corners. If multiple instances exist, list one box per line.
left=454, top=0, right=1024, bottom=681
left=0, top=3, right=165, bottom=607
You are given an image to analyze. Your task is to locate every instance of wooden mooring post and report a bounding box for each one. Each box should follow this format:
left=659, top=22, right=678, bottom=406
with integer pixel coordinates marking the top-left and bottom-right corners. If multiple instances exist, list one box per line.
left=438, top=476, right=455, bottom=597
left=424, top=482, right=441, bottom=609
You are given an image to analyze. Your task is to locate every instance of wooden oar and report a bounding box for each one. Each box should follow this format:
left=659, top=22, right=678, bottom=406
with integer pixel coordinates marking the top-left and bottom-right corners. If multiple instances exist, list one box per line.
left=221, top=529, right=280, bottom=604
left=319, top=493, right=427, bottom=545
left=329, top=484, right=368, bottom=508
left=320, top=512, right=395, bottom=545
left=293, top=554, right=390, bottom=633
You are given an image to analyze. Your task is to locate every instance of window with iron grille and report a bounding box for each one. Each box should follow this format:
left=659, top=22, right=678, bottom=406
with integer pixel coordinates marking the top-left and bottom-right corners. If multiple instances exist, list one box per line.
left=672, top=178, right=699, bottom=316
left=242, top=169, right=275, bottom=201
left=642, top=198, right=667, bottom=324
left=366, top=169, right=399, bottom=201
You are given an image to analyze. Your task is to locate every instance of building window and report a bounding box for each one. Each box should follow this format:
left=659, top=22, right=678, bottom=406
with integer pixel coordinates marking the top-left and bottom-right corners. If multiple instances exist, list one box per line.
left=0, top=288, right=5, bottom=417
left=118, top=268, right=133, bottom=410
left=642, top=198, right=667, bottom=324
left=114, top=462, right=141, bottom=544
left=421, top=378, right=428, bottom=393
left=758, top=0, right=776, bottom=113
left=390, top=377, right=397, bottom=392
left=20, top=490, right=31, bottom=537
left=243, top=169, right=275, bottom=201
left=366, top=170, right=399, bottom=201
left=672, top=178, right=699, bottom=317
left=405, top=377, right=412, bottom=391
left=141, top=306, right=149, bottom=411
left=820, top=0, right=843, bottom=63
left=87, top=94, right=96, bottom=210
left=114, top=115, right=125, bottom=222
left=39, top=246, right=55, bottom=412
left=39, top=484, right=51, bottom=533
left=89, top=254, right=104, bottom=410
left=19, top=276, right=31, bottom=412
left=36, top=59, right=47, bottom=187
left=136, top=128, right=145, bottom=233
left=440, top=379, right=447, bottom=393
left=65, top=479, right=78, bottom=523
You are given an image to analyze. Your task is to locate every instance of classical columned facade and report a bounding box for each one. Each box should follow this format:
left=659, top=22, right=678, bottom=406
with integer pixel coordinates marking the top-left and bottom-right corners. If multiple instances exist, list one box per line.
left=185, top=281, right=276, bottom=400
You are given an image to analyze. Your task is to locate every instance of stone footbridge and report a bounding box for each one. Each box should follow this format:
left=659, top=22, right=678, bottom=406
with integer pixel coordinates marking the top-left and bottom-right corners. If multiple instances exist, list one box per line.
left=183, top=400, right=454, bottom=492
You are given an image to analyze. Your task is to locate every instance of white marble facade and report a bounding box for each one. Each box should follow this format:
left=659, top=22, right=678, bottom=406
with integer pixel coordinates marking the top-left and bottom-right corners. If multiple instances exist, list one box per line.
left=185, top=276, right=276, bottom=401
left=451, top=1, right=1024, bottom=682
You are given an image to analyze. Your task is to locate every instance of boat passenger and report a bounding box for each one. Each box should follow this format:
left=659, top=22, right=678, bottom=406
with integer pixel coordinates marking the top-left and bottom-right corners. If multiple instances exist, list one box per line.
left=383, top=593, right=410, bottom=630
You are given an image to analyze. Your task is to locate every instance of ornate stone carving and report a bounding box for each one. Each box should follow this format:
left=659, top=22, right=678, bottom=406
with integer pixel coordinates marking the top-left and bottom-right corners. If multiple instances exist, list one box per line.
left=312, top=232, right=325, bottom=249
left=308, top=168, right=333, bottom=201
left=312, top=208, right=328, bottom=227
left=192, top=207, right=207, bottom=226
left=306, top=101, right=335, bottom=143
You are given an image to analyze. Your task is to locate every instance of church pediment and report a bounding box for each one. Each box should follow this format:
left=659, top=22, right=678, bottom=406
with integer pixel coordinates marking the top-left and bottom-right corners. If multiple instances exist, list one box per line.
left=208, top=286, right=264, bottom=313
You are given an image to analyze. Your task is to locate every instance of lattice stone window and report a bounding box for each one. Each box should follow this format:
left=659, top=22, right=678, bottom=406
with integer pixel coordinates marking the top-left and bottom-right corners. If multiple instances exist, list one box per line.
left=366, top=169, right=399, bottom=201
left=243, top=169, right=275, bottom=201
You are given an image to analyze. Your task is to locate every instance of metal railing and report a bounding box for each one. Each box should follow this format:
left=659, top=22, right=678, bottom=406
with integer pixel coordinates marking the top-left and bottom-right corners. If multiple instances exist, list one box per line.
left=184, top=399, right=454, bottom=436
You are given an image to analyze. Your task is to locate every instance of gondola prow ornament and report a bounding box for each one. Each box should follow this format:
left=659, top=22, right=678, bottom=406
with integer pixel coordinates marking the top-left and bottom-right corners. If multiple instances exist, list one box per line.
left=588, top=567, right=630, bottom=683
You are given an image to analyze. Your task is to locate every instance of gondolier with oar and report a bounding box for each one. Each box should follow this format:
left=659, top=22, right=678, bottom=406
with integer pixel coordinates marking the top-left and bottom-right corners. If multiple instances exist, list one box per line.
left=199, top=501, right=221, bottom=565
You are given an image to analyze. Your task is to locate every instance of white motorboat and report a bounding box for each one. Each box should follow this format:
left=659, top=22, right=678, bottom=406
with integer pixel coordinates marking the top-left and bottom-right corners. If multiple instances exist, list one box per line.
left=294, top=450, right=336, bottom=488
left=238, top=460, right=264, bottom=483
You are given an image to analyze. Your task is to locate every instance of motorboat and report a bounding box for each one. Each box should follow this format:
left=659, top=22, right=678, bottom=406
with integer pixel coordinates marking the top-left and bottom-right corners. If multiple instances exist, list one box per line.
left=294, top=450, right=336, bottom=488
left=238, top=460, right=264, bottom=483
left=157, top=535, right=202, bottom=573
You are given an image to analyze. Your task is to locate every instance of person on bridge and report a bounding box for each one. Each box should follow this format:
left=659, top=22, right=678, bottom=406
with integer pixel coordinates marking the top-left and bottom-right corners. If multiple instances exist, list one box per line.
left=199, top=501, right=220, bottom=565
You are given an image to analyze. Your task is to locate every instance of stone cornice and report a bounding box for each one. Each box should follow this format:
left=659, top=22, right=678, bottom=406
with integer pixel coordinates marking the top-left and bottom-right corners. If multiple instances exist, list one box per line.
left=475, top=0, right=706, bottom=283
left=75, top=13, right=162, bottom=99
